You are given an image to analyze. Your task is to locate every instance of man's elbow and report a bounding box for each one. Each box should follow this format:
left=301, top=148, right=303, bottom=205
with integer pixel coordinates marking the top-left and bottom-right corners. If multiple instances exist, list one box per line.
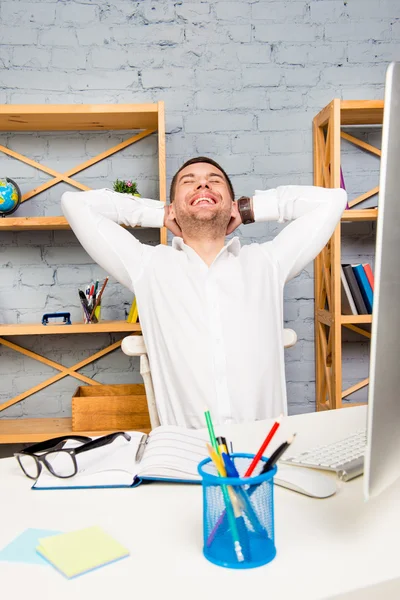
left=329, top=187, right=347, bottom=217
left=61, top=191, right=80, bottom=218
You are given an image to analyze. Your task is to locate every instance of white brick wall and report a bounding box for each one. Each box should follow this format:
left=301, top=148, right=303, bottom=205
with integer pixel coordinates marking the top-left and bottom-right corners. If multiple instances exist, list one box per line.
left=0, top=0, right=398, bottom=420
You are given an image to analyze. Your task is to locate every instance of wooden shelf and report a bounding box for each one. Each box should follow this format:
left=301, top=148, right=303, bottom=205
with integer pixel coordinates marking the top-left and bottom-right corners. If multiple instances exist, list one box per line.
left=0, top=216, right=141, bottom=231
left=0, top=417, right=149, bottom=444
left=341, top=315, right=372, bottom=324
left=0, top=321, right=141, bottom=336
left=0, top=216, right=70, bottom=231
left=0, top=103, right=159, bottom=131
left=339, top=100, right=384, bottom=126
left=341, top=209, right=378, bottom=222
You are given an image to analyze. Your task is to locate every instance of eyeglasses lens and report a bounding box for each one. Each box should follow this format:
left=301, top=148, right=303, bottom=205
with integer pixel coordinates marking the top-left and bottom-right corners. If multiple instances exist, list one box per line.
left=18, top=454, right=40, bottom=479
left=45, top=450, right=76, bottom=477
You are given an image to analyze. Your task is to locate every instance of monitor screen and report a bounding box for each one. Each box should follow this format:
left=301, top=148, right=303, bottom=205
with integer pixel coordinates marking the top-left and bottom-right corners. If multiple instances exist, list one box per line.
left=364, top=62, right=400, bottom=500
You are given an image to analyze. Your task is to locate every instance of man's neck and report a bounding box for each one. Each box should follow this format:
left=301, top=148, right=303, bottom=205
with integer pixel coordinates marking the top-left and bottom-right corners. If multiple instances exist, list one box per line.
left=182, top=235, right=226, bottom=266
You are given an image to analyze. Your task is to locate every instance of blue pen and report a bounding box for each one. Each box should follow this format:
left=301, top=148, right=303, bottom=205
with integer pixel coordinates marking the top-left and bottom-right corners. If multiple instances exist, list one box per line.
left=222, top=453, right=266, bottom=538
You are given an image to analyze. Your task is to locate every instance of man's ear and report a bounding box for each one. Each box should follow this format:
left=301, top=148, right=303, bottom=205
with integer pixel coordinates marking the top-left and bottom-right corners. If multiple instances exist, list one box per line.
left=231, top=200, right=240, bottom=218
left=168, top=202, right=181, bottom=228
left=168, top=202, right=176, bottom=220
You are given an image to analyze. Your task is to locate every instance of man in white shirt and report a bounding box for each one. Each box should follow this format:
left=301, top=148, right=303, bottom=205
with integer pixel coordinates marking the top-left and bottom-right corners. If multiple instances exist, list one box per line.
left=61, top=156, right=347, bottom=428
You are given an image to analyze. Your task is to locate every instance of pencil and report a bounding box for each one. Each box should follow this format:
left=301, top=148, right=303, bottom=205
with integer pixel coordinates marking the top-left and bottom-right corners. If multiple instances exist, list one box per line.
left=244, top=414, right=283, bottom=477
left=89, top=276, right=109, bottom=322
left=204, top=408, right=218, bottom=454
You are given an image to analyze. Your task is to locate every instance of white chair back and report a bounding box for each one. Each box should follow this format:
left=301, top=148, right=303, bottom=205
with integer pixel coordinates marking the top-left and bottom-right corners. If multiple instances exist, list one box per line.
left=121, top=328, right=298, bottom=429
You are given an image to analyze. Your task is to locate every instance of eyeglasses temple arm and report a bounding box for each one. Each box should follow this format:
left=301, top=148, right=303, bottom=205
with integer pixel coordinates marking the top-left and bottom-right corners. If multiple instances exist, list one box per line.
left=21, top=435, right=91, bottom=454
left=74, top=432, right=131, bottom=455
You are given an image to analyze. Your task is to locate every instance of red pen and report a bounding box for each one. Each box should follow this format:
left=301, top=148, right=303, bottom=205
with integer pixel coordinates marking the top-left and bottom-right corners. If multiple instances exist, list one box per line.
left=244, top=414, right=283, bottom=477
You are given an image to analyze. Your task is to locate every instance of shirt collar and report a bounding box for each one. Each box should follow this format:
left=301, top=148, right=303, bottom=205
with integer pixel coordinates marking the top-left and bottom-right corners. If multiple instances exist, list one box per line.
left=172, top=236, right=241, bottom=258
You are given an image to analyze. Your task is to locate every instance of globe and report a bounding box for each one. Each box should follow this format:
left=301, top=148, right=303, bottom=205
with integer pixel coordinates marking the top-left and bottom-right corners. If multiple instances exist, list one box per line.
left=0, top=178, right=21, bottom=216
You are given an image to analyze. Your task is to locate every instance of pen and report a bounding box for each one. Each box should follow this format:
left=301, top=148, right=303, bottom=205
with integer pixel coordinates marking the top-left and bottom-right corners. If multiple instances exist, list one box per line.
left=89, top=276, right=109, bottom=322
left=260, top=434, right=296, bottom=474
left=216, top=436, right=228, bottom=456
left=244, top=414, right=283, bottom=477
left=135, top=433, right=149, bottom=462
left=222, top=452, right=264, bottom=539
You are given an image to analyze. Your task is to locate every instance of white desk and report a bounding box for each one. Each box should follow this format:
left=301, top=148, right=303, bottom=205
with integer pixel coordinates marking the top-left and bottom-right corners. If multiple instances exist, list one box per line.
left=1, top=406, right=400, bottom=600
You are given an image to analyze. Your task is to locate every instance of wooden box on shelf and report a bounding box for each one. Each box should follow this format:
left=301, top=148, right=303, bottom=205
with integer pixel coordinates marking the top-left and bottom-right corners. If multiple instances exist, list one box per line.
left=72, top=383, right=151, bottom=433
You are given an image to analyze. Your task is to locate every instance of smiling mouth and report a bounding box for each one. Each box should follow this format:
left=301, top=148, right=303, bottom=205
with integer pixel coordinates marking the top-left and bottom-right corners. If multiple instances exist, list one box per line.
left=190, top=196, right=217, bottom=206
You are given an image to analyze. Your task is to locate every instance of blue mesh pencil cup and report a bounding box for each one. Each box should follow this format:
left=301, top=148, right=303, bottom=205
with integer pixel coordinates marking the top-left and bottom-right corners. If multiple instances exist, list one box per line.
left=198, top=453, right=277, bottom=569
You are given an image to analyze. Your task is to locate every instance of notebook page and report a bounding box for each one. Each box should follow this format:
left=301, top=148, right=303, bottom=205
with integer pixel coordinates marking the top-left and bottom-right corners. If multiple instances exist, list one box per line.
left=33, top=432, right=144, bottom=489
left=137, top=426, right=209, bottom=481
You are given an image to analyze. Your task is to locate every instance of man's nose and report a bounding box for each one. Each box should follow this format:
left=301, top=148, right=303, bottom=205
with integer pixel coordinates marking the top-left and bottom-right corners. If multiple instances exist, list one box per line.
left=196, top=180, right=210, bottom=189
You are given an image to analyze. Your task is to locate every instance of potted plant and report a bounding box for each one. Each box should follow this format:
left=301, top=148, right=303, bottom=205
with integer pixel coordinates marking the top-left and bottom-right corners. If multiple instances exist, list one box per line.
left=113, top=179, right=141, bottom=196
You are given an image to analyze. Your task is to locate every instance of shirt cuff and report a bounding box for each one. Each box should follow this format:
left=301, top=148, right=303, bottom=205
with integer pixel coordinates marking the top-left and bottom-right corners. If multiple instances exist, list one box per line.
left=136, top=198, right=165, bottom=228
left=252, top=190, right=280, bottom=222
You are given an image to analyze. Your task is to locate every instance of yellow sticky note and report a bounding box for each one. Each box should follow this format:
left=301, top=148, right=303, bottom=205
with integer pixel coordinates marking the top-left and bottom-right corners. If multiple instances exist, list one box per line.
left=36, top=526, right=129, bottom=578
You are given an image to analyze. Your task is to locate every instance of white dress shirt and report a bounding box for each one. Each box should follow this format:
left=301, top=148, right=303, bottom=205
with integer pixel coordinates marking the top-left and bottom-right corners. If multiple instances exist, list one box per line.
left=61, top=186, right=347, bottom=428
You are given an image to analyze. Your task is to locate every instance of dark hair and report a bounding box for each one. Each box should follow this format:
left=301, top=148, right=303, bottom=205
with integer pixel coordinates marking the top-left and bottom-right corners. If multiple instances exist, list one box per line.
left=169, top=156, right=235, bottom=202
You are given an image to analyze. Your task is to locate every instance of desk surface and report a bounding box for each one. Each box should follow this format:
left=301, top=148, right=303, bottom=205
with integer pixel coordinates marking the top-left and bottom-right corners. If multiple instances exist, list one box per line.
left=1, top=406, right=400, bottom=600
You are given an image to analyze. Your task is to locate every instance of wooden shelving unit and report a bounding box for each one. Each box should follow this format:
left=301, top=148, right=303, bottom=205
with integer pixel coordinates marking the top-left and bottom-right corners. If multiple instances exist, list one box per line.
left=0, top=103, right=166, bottom=442
left=313, top=99, right=383, bottom=411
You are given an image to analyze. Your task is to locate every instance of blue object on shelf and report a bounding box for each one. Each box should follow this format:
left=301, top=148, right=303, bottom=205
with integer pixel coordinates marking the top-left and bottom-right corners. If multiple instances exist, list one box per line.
left=42, top=312, right=72, bottom=326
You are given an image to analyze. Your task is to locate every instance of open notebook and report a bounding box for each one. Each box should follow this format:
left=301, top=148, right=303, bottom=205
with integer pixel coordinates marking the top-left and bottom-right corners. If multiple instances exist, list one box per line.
left=32, top=426, right=209, bottom=490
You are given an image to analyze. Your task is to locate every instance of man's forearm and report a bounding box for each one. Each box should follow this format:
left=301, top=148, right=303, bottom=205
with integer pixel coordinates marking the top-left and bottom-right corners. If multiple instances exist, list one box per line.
left=61, top=189, right=165, bottom=230
left=251, top=185, right=347, bottom=224
left=248, top=185, right=347, bottom=283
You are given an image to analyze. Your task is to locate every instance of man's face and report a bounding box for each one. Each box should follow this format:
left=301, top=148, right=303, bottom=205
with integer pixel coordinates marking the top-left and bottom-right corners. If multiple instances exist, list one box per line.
left=169, top=162, right=236, bottom=232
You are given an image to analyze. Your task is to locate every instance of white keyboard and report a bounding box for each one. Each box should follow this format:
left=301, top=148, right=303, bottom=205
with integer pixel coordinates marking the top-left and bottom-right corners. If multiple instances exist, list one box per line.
left=280, top=429, right=366, bottom=482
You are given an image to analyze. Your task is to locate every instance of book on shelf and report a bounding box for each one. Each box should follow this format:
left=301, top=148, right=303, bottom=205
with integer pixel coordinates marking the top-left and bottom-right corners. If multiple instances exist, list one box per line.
left=340, top=266, right=358, bottom=315
left=342, top=264, right=368, bottom=315
left=363, top=263, right=374, bottom=291
left=126, top=297, right=138, bottom=323
left=352, top=264, right=373, bottom=314
left=32, top=426, right=209, bottom=490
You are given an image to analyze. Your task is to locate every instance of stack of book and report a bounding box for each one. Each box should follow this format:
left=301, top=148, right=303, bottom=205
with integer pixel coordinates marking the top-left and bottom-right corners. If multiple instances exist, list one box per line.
left=340, top=263, right=374, bottom=315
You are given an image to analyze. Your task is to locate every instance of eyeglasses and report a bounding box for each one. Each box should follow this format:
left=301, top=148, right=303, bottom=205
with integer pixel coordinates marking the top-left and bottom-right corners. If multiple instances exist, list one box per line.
left=14, top=432, right=131, bottom=480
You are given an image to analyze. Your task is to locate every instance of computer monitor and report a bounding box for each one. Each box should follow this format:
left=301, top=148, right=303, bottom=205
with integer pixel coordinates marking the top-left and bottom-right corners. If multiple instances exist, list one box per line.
left=364, top=62, right=400, bottom=500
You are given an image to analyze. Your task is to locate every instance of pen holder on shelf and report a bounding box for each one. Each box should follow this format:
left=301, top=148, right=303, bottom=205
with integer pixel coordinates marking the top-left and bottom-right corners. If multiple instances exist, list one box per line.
left=82, top=301, right=101, bottom=324
left=198, top=453, right=276, bottom=570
